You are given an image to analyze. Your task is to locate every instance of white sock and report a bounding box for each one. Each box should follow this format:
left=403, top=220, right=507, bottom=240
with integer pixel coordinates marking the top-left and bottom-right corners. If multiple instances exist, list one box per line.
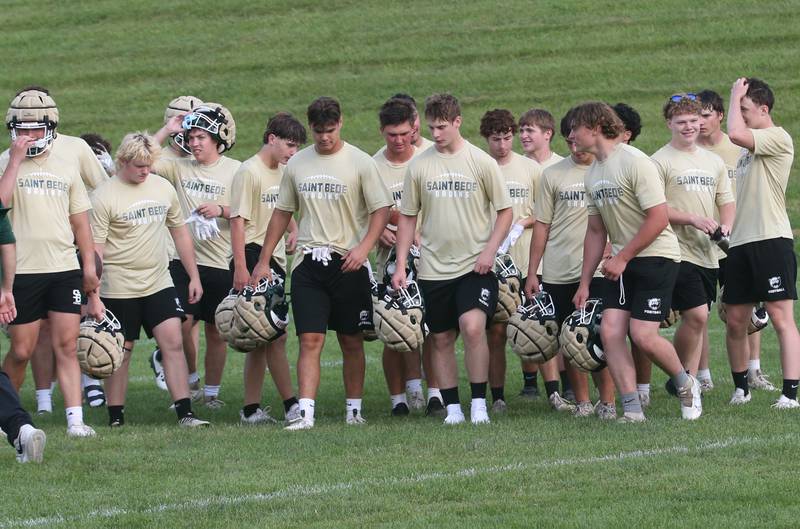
left=427, top=387, right=442, bottom=402
left=65, top=406, right=83, bottom=428
left=346, top=398, right=362, bottom=416
left=749, top=359, right=761, bottom=371
left=445, top=403, right=463, bottom=417
left=390, top=393, right=407, bottom=408
left=406, top=378, right=423, bottom=394
left=470, top=397, right=487, bottom=410
left=35, top=389, right=52, bottom=413
left=637, top=383, right=650, bottom=395
left=299, top=398, right=315, bottom=420
left=697, top=369, right=711, bottom=380
left=204, top=385, right=220, bottom=398
left=188, top=372, right=200, bottom=385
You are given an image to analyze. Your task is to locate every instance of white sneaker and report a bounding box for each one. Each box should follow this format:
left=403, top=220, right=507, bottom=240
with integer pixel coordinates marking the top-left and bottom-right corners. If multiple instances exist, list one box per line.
left=444, top=411, right=466, bottom=425
left=617, top=412, right=646, bottom=423
left=638, top=390, right=651, bottom=409
left=748, top=369, right=779, bottom=392
left=15, top=424, right=46, bottom=463
left=149, top=349, right=168, bottom=391
left=345, top=409, right=366, bottom=425
left=677, top=375, right=702, bottom=420
left=698, top=377, right=714, bottom=393
left=491, top=399, right=507, bottom=414
left=771, top=395, right=800, bottom=409
left=66, top=423, right=97, bottom=438
left=203, top=396, right=226, bottom=409
left=285, top=403, right=301, bottom=424
left=285, top=416, right=315, bottom=431
left=594, top=401, right=617, bottom=421
left=470, top=402, right=490, bottom=425
left=729, top=388, right=752, bottom=405
left=407, top=389, right=426, bottom=410
left=573, top=401, right=594, bottom=418
left=177, top=415, right=210, bottom=428
left=239, top=407, right=278, bottom=425
left=549, top=392, right=576, bottom=412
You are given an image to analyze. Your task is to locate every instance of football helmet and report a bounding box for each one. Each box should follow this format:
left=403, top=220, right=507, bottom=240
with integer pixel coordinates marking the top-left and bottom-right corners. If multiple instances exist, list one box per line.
left=214, top=289, right=239, bottom=342
left=493, top=253, right=523, bottom=324
left=182, top=103, right=236, bottom=153
left=373, top=280, right=428, bottom=353
left=165, top=95, right=203, bottom=155
left=506, top=291, right=559, bottom=363
left=660, top=308, right=679, bottom=329
left=717, top=286, right=769, bottom=334
left=232, top=274, right=290, bottom=346
left=560, top=298, right=605, bottom=373
left=6, top=88, right=59, bottom=157
left=383, top=245, right=421, bottom=286
left=76, top=310, right=125, bottom=379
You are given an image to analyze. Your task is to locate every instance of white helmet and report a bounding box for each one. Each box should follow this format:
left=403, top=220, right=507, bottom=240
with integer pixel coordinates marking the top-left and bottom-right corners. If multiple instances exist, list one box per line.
left=182, top=103, right=236, bottom=153
left=76, top=310, right=125, bottom=379
left=165, top=95, right=203, bottom=155
left=6, top=88, right=59, bottom=157
left=560, top=299, right=605, bottom=373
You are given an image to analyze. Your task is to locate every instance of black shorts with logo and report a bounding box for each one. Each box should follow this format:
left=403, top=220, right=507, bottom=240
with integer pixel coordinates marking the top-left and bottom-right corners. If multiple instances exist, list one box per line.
left=290, top=253, right=372, bottom=335
left=12, top=269, right=83, bottom=325
left=169, top=260, right=232, bottom=324
left=603, top=257, right=679, bottom=322
left=671, top=261, right=718, bottom=311
left=101, top=287, right=185, bottom=341
left=544, top=277, right=610, bottom=325
left=419, top=271, right=499, bottom=334
left=228, top=243, right=286, bottom=280
left=722, top=237, right=797, bottom=304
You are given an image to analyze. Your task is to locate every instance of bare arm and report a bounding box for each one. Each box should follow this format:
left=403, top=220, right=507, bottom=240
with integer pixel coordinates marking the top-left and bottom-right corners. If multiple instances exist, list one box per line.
left=718, top=202, right=735, bottom=235
left=286, top=217, right=298, bottom=254
left=250, top=209, right=293, bottom=284
left=154, top=115, right=185, bottom=146
left=573, top=214, right=607, bottom=308
left=230, top=216, right=248, bottom=291
left=170, top=225, right=202, bottom=304
left=0, top=137, right=32, bottom=206
left=391, top=213, right=418, bottom=290
left=727, top=78, right=755, bottom=150
left=70, top=211, right=99, bottom=295
left=341, top=206, right=390, bottom=272
left=0, top=243, right=15, bottom=323
left=667, top=206, right=717, bottom=235
left=475, top=207, right=513, bottom=274
left=524, top=220, right=550, bottom=298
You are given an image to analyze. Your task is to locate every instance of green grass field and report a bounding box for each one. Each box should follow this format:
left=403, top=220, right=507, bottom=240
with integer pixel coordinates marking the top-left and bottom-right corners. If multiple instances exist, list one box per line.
left=2, top=1, right=800, bottom=527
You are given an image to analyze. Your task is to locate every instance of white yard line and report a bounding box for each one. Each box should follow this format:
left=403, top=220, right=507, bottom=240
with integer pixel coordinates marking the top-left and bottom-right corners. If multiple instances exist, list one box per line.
left=0, top=433, right=789, bottom=528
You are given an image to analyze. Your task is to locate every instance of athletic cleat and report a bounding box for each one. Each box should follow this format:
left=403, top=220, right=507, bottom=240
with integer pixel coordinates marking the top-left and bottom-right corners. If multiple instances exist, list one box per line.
left=189, top=380, right=203, bottom=402
left=149, top=349, right=168, bottom=391
left=698, top=377, right=714, bottom=393
left=518, top=385, right=540, bottom=400
left=470, top=402, right=490, bottom=424
left=391, top=402, right=410, bottom=416
left=425, top=397, right=446, bottom=417
left=729, top=388, right=752, bottom=405
left=203, top=396, right=226, bottom=409
left=771, top=395, right=800, bottom=409
left=549, top=392, right=576, bottom=412
left=638, top=390, right=651, bottom=409
left=239, top=407, right=278, bottom=425
left=285, top=403, right=301, bottom=424
left=15, top=424, right=46, bottom=463
left=617, top=412, right=646, bottom=423
left=748, top=369, right=779, bottom=392
left=67, top=423, right=97, bottom=438
left=677, top=374, right=702, bottom=420
left=284, top=416, right=314, bottom=430
left=345, top=410, right=367, bottom=425
left=83, top=383, right=106, bottom=408
left=491, top=399, right=507, bottom=414
left=594, top=401, right=617, bottom=420
left=407, top=390, right=426, bottom=410
left=573, top=401, right=594, bottom=418
left=444, top=411, right=466, bottom=425
left=178, top=415, right=211, bottom=428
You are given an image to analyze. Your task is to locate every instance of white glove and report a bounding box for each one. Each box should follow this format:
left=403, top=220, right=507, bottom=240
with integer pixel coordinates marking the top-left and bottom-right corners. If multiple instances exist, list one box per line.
left=498, top=223, right=525, bottom=255
left=303, top=246, right=332, bottom=266
left=185, top=213, right=221, bottom=241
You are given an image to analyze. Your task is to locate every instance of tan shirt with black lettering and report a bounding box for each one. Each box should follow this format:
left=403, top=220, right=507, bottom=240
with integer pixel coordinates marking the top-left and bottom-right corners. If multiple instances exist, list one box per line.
left=731, top=127, right=794, bottom=247
left=585, top=143, right=680, bottom=261
left=402, top=141, right=512, bottom=280
left=157, top=147, right=190, bottom=259
left=277, top=142, right=392, bottom=271
left=535, top=152, right=564, bottom=169
left=0, top=150, right=90, bottom=273
left=229, top=154, right=287, bottom=271
left=91, top=176, right=183, bottom=298
left=52, top=134, right=109, bottom=192
left=154, top=156, right=240, bottom=270
left=652, top=144, right=734, bottom=268
left=499, top=152, right=541, bottom=276
left=704, top=133, right=744, bottom=195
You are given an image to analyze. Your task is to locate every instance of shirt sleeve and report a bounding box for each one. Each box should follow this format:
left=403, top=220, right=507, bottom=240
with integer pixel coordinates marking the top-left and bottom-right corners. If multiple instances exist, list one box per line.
left=359, top=156, right=393, bottom=213
left=714, top=156, right=735, bottom=206
left=584, top=174, right=599, bottom=216
left=229, top=165, right=253, bottom=220
left=153, top=158, right=180, bottom=185
left=400, top=164, right=421, bottom=216
left=752, top=127, right=793, bottom=158
left=90, top=191, right=110, bottom=244
left=534, top=171, right=556, bottom=224
left=165, top=185, right=184, bottom=228
left=485, top=160, right=512, bottom=211
left=68, top=172, right=92, bottom=215
left=275, top=164, right=298, bottom=213
left=631, top=157, right=666, bottom=211
left=78, top=142, right=109, bottom=192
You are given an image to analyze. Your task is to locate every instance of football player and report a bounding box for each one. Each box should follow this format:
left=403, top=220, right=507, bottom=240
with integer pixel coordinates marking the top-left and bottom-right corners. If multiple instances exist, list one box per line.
left=154, top=102, right=240, bottom=409
left=570, top=101, right=702, bottom=422
left=723, top=77, right=799, bottom=408
left=386, top=93, right=434, bottom=151
left=91, top=132, right=208, bottom=427
left=392, top=93, right=513, bottom=425
left=0, top=87, right=100, bottom=437
left=229, top=112, right=303, bottom=424
left=251, top=97, right=392, bottom=430
left=519, top=108, right=564, bottom=168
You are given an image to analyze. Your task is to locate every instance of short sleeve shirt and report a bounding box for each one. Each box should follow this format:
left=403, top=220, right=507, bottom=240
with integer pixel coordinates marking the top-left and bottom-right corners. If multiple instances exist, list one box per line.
left=52, top=134, right=109, bottom=192
left=704, top=133, right=745, bottom=197
left=499, top=153, right=541, bottom=275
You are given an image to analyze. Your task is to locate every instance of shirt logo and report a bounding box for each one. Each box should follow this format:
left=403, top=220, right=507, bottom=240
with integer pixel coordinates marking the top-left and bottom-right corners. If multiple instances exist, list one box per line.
left=505, top=180, right=530, bottom=204
left=425, top=172, right=478, bottom=199
left=17, top=170, right=70, bottom=196
left=298, top=174, right=347, bottom=200
left=388, top=181, right=403, bottom=208
left=260, top=185, right=280, bottom=208
left=558, top=182, right=586, bottom=208
left=181, top=175, right=226, bottom=200
left=735, top=150, right=753, bottom=182
left=675, top=170, right=715, bottom=192
left=120, top=200, right=169, bottom=225
left=589, top=179, right=624, bottom=206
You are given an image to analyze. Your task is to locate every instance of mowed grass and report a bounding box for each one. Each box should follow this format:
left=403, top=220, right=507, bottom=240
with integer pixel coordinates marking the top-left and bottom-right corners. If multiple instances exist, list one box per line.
left=2, top=0, right=800, bottom=528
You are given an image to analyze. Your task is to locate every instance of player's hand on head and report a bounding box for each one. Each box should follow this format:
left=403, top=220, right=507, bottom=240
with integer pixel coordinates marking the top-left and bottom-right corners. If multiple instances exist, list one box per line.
left=167, top=114, right=185, bottom=135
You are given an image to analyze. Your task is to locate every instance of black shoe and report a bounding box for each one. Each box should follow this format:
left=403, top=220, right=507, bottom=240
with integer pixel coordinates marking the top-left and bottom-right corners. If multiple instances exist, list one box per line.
left=425, top=397, right=446, bottom=417
left=518, top=386, right=540, bottom=400
left=391, top=402, right=410, bottom=416
left=109, top=417, right=124, bottom=428
left=665, top=379, right=678, bottom=397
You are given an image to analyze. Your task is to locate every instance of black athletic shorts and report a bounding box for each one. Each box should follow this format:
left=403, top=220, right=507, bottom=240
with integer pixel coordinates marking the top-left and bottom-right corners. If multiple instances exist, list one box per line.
left=290, top=253, right=372, bottom=335
left=722, top=237, right=797, bottom=304
left=717, top=257, right=727, bottom=289
left=544, top=277, right=610, bottom=325
left=169, top=260, right=232, bottom=324
left=419, top=271, right=499, bottom=334
left=228, top=243, right=286, bottom=280
left=12, top=269, right=83, bottom=325
left=671, top=261, right=717, bottom=311
left=603, top=257, right=679, bottom=322
left=101, top=287, right=185, bottom=341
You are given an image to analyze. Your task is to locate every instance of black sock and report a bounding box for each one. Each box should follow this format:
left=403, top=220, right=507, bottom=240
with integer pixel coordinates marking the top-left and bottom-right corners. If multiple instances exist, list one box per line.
left=469, top=382, right=487, bottom=400
left=283, top=396, right=299, bottom=412
left=491, top=386, right=505, bottom=402
left=242, top=403, right=260, bottom=417
left=155, top=349, right=163, bottom=363
left=174, top=398, right=192, bottom=419
left=783, top=379, right=799, bottom=400
left=441, top=387, right=460, bottom=406
left=545, top=380, right=560, bottom=398
left=108, top=405, right=124, bottom=425
left=732, top=370, right=749, bottom=395
left=523, top=371, right=538, bottom=388
left=560, top=370, right=572, bottom=394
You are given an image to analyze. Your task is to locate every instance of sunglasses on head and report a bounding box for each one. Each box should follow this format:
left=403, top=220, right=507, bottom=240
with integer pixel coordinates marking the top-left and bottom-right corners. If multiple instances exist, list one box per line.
left=669, top=93, right=697, bottom=103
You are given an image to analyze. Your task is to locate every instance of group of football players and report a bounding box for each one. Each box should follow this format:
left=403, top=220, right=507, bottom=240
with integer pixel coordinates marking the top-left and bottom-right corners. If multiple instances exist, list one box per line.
left=1, top=75, right=797, bottom=463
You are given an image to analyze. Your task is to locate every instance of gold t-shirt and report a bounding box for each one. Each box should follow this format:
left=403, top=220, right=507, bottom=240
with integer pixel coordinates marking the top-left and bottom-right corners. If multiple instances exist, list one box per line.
left=0, top=149, right=90, bottom=273
left=401, top=141, right=512, bottom=280
left=276, top=142, right=393, bottom=271
left=652, top=144, right=734, bottom=268
left=731, top=127, right=794, bottom=247
left=157, top=147, right=191, bottom=259
left=499, top=153, right=541, bottom=276
left=536, top=152, right=564, bottom=169
left=153, top=156, right=240, bottom=270
left=703, top=133, right=744, bottom=196
left=585, top=143, right=680, bottom=261
left=229, top=154, right=287, bottom=271
left=52, top=134, right=109, bottom=192
left=91, top=175, right=183, bottom=298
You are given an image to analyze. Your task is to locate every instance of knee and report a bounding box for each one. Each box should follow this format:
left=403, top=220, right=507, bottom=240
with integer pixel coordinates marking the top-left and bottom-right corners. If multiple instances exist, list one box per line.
left=680, top=309, right=708, bottom=332
left=459, top=319, right=486, bottom=343
left=600, top=323, right=627, bottom=349
left=629, top=327, right=659, bottom=352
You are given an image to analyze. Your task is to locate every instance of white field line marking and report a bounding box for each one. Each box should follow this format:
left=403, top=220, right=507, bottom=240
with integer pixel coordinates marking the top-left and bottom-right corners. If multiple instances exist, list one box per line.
left=0, top=434, right=789, bottom=528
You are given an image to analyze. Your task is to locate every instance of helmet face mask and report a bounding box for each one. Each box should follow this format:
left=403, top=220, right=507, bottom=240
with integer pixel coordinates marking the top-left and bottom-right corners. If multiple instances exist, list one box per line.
left=77, top=310, right=124, bottom=379
left=181, top=104, right=236, bottom=154
left=506, top=291, right=559, bottom=363
left=494, top=253, right=521, bottom=282
left=164, top=95, right=203, bottom=155
left=373, top=279, right=428, bottom=353
left=383, top=244, right=420, bottom=286
left=560, top=298, right=605, bottom=372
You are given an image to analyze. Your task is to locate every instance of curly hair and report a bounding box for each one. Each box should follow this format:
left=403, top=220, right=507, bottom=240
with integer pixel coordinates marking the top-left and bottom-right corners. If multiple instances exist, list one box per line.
left=570, top=102, right=624, bottom=139
left=479, top=109, right=517, bottom=138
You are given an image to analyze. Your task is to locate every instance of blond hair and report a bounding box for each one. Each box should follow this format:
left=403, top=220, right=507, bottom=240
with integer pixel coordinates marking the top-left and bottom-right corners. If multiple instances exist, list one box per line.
left=115, top=132, right=161, bottom=168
